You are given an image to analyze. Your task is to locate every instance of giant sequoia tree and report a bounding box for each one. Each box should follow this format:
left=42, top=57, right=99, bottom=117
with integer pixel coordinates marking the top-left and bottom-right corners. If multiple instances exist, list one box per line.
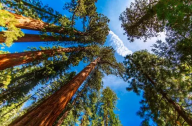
left=0, top=0, right=122, bottom=125
left=0, top=46, right=91, bottom=70
left=0, top=0, right=110, bottom=47
left=9, top=47, right=123, bottom=126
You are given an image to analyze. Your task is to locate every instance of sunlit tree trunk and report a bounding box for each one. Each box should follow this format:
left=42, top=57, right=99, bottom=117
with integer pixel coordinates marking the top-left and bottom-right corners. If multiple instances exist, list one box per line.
left=2, top=10, right=50, bottom=31
left=56, top=83, right=88, bottom=126
left=9, top=58, right=100, bottom=126
left=0, top=47, right=89, bottom=70
left=1, top=10, right=83, bottom=35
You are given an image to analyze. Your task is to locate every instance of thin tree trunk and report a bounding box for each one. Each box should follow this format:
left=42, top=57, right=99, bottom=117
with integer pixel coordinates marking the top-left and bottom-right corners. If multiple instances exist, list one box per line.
left=1, top=10, right=83, bottom=35
left=80, top=116, right=85, bottom=126
left=0, top=32, right=74, bottom=42
left=9, top=58, right=100, bottom=126
left=56, top=82, right=89, bottom=126
left=14, top=0, right=59, bottom=18
left=105, top=110, right=108, bottom=126
left=0, top=46, right=89, bottom=70
left=56, top=109, right=70, bottom=126
left=145, top=73, right=192, bottom=125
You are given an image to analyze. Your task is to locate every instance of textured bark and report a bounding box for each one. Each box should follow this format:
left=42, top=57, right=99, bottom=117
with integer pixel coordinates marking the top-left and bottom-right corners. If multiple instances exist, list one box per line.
left=9, top=58, right=100, bottom=126
left=0, top=32, right=73, bottom=42
left=0, top=47, right=89, bottom=70
left=145, top=73, right=192, bottom=125
left=56, top=110, right=70, bottom=126
left=56, top=82, right=89, bottom=126
left=1, top=10, right=83, bottom=35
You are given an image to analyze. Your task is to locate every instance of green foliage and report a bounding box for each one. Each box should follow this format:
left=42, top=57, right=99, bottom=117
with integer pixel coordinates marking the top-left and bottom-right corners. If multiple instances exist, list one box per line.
left=124, top=50, right=192, bottom=125
left=120, top=0, right=192, bottom=41
left=2, top=0, right=62, bottom=23
left=0, top=50, right=79, bottom=104
left=54, top=46, right=123, bottom=125
left=120, top=0, right=162, bottom=42
left=155, top=0, right=192, bottom=34
left=0, top=0, right=120, bottom=125
left=0, top=70, right=12, bottom=89
left=121, top=0, right=192, bottom=124
left=0, top=5, right=24, bottom=47
left=0, top=97, right=29, bottom=126
left=64, top=0, right=110, bottom=45
left=101, top=87, right=121, bottom=126
left=1, top=0, right=110, bottom=46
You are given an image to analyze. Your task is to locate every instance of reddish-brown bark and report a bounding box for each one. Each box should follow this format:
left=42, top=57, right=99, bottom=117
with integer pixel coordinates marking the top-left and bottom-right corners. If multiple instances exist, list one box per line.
left=56, top=82, right=89, bottom=126
left=56, top=110, right=71, bottom=126
left=9, top=58, right=100, bottom=126
left=0, top=47, right=89, bottom=70
left=0, top=32, right=73, bottom=42
left=2, top=10, right=84, bottom=35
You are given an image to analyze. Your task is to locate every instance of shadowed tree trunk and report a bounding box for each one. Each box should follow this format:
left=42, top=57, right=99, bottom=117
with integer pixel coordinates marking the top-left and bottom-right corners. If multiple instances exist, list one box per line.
left=9, top=57, right=100, bottom=126
left=104, top=109, right=108, bottom=126
left=0, top=32, right=74, bottom=42
left=130, top=57, right=192, bottom=125
left=0, top=46, right=89, bottom=70
left=144, top=73, right=192, bottom=125
left=80, top=116, right=86, bottom=126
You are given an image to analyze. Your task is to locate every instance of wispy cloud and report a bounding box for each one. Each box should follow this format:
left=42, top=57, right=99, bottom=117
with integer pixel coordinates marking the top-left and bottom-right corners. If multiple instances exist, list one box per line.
left=108, top=31, right=132, bottom=57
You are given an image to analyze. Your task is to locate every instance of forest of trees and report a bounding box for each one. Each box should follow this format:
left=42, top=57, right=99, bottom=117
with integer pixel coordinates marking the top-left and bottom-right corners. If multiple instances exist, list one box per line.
left=0, top=0, right=191, bottom=126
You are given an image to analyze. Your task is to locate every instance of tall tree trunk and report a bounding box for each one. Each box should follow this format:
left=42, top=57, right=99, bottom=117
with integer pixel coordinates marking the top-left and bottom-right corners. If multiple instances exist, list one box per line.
left=131, top=58, right=192, bottom=125
left=145, top=73, right=192, bottom=125
left=56, top=82, right=89, bottom=126
left=1, top=10, right=83, bottom=35
left=56, top=109, right=71, bottom=126
left=0, top=46, right=89, bottom=70
left=0, top=32, right=74, bottom=42
left=80, top=116, right=85, bottom=126
left=9, top=58, right=100, bottom=126
left=105, top=110, right=108, bottom=126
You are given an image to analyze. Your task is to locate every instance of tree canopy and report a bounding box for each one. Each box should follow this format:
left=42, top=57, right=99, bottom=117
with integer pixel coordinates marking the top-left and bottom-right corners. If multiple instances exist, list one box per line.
left=121, top=0, right=192, bottom=125
left=1, top=0, right=192, bottom=125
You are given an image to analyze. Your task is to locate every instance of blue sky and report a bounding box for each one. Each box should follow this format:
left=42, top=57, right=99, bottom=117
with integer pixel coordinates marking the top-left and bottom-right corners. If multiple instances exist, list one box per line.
left=1, top=0, right=166, bottom=125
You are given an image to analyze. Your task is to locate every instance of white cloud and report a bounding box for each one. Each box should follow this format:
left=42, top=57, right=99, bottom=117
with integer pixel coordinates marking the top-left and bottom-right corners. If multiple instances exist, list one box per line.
left=102, top=75, right=127, bottom=93
left=108, top=31, right=132, bottom=57
left=1, top=46, right=5, bottom=49
left=105, top=0, right=167, bottom=53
